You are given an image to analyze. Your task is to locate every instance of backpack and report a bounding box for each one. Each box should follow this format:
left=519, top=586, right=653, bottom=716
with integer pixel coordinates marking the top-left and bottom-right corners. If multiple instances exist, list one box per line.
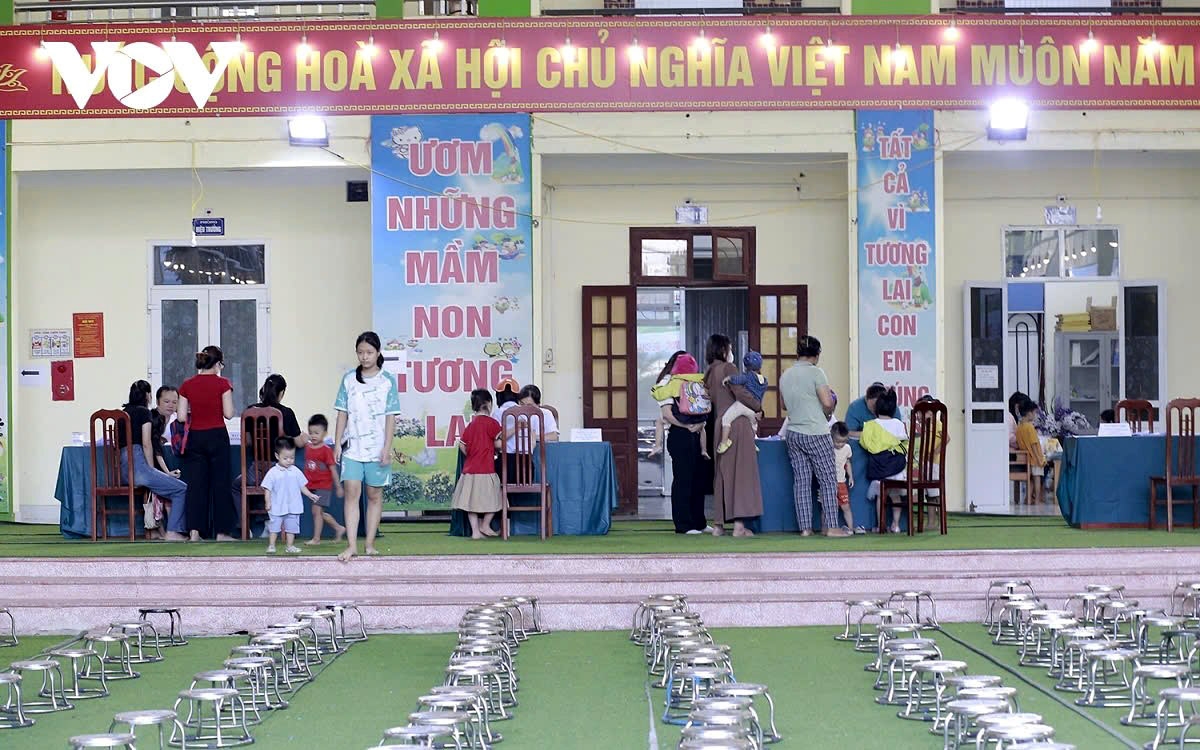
left=673, top=380, right=712, bottom=424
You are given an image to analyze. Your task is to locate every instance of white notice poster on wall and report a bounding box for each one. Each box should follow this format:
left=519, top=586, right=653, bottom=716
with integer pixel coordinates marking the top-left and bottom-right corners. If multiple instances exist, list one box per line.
left=975, top=365, right=999, bottom=390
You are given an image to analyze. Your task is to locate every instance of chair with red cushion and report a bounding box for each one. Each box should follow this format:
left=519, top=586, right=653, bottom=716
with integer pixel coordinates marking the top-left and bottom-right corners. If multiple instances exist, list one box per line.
left=500, top=404, right=553, bottom=541
left=89, top=409, right=146, bottom=541
left=1149, top=399, right=1200, bottom=532
left=239, top=406, right=282, bottom=541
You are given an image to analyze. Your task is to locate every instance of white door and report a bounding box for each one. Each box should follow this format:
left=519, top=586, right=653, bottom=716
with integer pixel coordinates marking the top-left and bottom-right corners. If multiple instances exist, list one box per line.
left=963, top=282, right=1011, bottom=513
left=1118, top=280, right=1168, bottom=416
left=149, top=287, right=270, bottom=411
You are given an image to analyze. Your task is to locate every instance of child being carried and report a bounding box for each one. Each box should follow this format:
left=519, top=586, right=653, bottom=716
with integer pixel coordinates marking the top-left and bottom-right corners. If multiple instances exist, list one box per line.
left=717, top=351, right=768, bottom=455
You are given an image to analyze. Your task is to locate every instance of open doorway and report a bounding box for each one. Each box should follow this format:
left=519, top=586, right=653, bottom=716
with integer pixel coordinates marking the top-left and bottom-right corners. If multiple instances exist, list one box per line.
left=636, top=287, right=748, bottom=518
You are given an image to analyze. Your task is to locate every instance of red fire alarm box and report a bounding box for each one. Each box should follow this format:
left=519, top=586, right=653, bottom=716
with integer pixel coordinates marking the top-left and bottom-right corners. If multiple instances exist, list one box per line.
left=51, top=360, right=74, bottom=401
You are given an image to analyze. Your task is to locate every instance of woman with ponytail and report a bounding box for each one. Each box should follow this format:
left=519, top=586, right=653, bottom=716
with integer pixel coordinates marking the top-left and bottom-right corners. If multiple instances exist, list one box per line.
left=178, top=345, right=236, bottom=541
left=333, top=331, right=400, bottom=561
left=119, top=380, right=189, bottom=541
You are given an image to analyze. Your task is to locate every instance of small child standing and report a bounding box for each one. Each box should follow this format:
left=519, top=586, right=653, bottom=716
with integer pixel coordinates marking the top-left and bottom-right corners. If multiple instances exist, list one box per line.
left=303, top=414, right=346, bottom=546
left=831, top=422, right=862, bottom=534
left=453, top=389, right=503, bottom=540
left=261, top=437, right=323, bottom=554
left=717, top=351, right=768, bottom=455
left=1015, top=399, right=1048, bottom=504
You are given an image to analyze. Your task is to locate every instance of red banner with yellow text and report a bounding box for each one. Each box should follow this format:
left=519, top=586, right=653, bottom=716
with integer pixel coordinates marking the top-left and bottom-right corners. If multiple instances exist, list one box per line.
left=0, top=16, right=1198, bottom=118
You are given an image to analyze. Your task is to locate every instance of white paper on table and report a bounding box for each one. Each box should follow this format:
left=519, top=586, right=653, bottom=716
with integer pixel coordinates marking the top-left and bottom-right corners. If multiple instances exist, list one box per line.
left=570, top=428, right=602, bottom=443
left=1097, top=423, right=1133, bottom=438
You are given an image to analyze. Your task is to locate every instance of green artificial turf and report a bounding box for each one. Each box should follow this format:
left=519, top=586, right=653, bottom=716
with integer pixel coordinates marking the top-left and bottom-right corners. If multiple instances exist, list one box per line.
left=0, top=626, right=1149, bottom=748
left=2, top=515, right=1197, bottom=558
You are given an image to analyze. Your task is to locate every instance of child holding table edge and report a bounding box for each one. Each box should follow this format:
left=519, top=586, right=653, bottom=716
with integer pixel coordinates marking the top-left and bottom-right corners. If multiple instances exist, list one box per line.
left=303, top=413, right=346, bottom=546
left=261, top=437, right=322, bottom=554
left=453, top=389, right=503, bottom=540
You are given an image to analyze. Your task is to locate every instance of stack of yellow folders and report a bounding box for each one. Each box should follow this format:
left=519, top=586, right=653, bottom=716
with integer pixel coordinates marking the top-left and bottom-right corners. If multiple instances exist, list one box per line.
left=1056, top=312, right=1091, bottom=332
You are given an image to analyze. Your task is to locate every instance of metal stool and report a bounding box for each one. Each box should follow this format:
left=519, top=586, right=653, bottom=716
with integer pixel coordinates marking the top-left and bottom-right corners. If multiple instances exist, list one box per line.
left=233, top=643, right=293, bottom=695
left=190, top=669, right=261, bottom=726
left=500, top=595, right=547, bottom=636
left=295, top=610, right=342, bottom=655
left=262, top=623, right=323, bottom=666
left=224, top=657, right=288, bottom=711
left=943, top=698, right=1011, bottom=750
left=957, top=686, right=1019, bottom=713
left=1064, top=591, right=1109, bottom=625
left=448, top=655, right=516, bottom=706
left=872, top=638, right=940, bottom=682
left=429, top=686, right=500, bottom=745
left=836, top=599, right=884, bottom=642
left=173, top=687, right=252, bottom=748
left=381, top=724, right=460, bottom=748
left=709, top=683, right=781, bottom=743
left=678, top=725, right=755, bottom=748
left=1097, top=598, right=1141, bottom=643
left=308, top=601, right=368, bottom=643
left=993, top=600, right=1041, bottom=646
left=677, top=740, right=756, bottom=750
left=1087, top=583, right=1125, bottom=599
left=416, top=693, right=488, bottom=749
left=633, top=599, right=685, bottom=646
left=877, top=648, right=938, bottom=706
left=251, top=634, right=311, bottom=684
left=973, top=712, right=1043, bottom=749
left=664, top=665, right=733, bottom=725
left=1148, top=686, right=1200, bottom=750
left=1055, top=637, right=1111, bottom=693
left=50, top=647, right=109, bottom=700
left=901, top=659, right=967, bottom=724
left=81, top=632, right=140, bottom=681
left=0, top=608, right=15, bottom=648
left=1138, top=613, right=1185, bottom=662
left=984, top=581, right=1035, bottom=625
left=445, top=663, right=510, bottom=721
left=110, top=709, right=187, bottom=749
left=855, top=607, right=912, bottom=653
left=1019, top=615, right=1077, bottom=669
left=1124, top=663, right=1192, bottom=727
left=0, top=671, right=33, bottom=728
left=1076, top=647, right=1139, bottom=708
left=139, top=608, right=187, bottom=647
left=868, top=624, right=927, bottom=672
left=9, top=658, right=73, bottom=713
left=890, top=590, right=939, bottom=626
left=981, top=723, right=1055, bottom=748
left=1171, top=582, right=1200, bottom=617
left=407, top=710, right=473, bottom=749
left=108, top=621, right=165, bottom=664
left=67, top=734, right=137, bottom=749
left=684, top=708, right=762, bottom=750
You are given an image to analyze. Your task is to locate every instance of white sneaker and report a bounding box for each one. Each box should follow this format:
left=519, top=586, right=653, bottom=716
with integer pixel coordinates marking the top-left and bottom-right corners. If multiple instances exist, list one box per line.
left=685, top=529, right=704, bottom=535
left=703, top=525, right=715, bottom=533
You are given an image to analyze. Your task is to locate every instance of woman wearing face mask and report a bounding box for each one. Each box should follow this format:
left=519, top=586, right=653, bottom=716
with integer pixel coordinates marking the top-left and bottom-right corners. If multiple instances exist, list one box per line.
left=703, top=334, right=763, bottom=537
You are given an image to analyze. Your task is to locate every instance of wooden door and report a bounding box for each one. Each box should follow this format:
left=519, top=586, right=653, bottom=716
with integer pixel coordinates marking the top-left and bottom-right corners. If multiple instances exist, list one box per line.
left=582, top=286, right=638, bottom=515
left=749, top=285, right=808, bottom=436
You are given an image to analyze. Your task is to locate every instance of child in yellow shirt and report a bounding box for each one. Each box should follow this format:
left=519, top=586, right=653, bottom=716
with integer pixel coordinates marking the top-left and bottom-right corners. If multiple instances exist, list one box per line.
left=1015, top=399, right=1047, bottom=504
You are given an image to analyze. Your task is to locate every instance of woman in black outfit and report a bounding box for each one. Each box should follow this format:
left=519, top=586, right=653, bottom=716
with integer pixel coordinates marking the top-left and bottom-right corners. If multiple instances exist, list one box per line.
left=178, top=346, right=236, bottom=541
left=657, top=351, right=710, bottom=534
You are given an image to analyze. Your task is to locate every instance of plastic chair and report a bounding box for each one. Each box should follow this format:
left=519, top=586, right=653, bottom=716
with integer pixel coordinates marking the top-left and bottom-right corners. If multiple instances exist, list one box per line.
left=1116, top=399, right=1155, bottom=433
left=1149, top=399, right=1200, bottom=532
left=500, top=404, right=553, bottom=540
left=880, top=399, right=949, bottom=535
left=239, top=406, right=282, bottom=541
left=89, top=410, right=146, bottom=542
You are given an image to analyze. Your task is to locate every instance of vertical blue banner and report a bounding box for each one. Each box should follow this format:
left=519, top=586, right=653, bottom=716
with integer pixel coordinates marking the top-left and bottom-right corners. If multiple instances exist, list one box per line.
left=371, top=114, right=533, bottom=511
left=856, top=110, right=936, bottom=407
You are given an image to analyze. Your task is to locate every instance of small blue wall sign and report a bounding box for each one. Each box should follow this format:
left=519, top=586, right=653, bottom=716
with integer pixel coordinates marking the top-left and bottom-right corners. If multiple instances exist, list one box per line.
left=192, top=217, right=225, bottom=237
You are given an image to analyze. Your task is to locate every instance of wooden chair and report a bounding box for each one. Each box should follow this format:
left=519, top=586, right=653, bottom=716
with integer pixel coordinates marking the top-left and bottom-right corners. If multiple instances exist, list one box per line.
left=500, top=404, right=553, bottom=540
left=239, top=406, right=282, bottom=541
left=542, top=404, right=560, bottom=424
left=1117, top=399, right=1156, bottom=433
left=881, top=399, right=949, bottom=536
left=1009, top=451, right=1031, bottom=504
left=1149, top=399, right=1200, bottom=532
left=89, top=409, right=146, bottom=541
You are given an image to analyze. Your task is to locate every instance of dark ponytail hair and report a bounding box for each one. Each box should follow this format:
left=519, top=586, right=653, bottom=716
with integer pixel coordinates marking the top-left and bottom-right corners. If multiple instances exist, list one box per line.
left=797, top=335, right=822, bottom=358
left=195, top=345, right=223, bottom=371
left=875, top=388, right=899, bottom=419
left=355, top=331, right=385, bottom=384
left=259, top=373, right=287, bottom=407
left=124, top=380, right=152, bottom=409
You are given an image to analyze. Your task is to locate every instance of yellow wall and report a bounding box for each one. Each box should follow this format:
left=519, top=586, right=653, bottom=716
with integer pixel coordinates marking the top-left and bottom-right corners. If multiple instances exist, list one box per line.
left=12, top=165, right=370, bottom=520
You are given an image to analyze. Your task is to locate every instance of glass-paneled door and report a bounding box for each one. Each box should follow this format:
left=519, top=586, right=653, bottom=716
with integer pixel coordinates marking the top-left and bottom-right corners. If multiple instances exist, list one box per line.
left=963, top=282, right=1010, bottom=513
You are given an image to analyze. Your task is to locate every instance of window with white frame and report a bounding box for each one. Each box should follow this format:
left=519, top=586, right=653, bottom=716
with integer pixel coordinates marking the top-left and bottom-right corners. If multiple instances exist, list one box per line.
left=1004, top=226, right=1120, bottom=280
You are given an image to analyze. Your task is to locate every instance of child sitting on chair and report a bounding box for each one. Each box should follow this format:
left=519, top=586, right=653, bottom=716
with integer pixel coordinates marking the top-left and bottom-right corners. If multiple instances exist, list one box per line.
left=862, top=389, right=909, bottom=533
left=1015, top=398, right=1048, bottom=505
left=717, top=351, right=769, bottom=455
left=261, top=437, right=323, bottom=554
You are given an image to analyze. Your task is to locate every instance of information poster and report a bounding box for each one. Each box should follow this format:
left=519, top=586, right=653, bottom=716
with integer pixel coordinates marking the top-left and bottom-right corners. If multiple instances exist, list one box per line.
left=371, top=114, right=533, bottom=512
left=856, top=110, right=936, bottom=406
left=72, top=312, right=105, bottom=358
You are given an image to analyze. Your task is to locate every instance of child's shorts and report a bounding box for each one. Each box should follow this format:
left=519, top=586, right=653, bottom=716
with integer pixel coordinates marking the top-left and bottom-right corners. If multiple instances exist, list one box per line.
left=836, top=482, right=850, bottom=506
left=1030, top=466, right=1045, bottom=478
left=267, top=513, right=301, bottom=534
left=311, top=488, right=333, bottom=508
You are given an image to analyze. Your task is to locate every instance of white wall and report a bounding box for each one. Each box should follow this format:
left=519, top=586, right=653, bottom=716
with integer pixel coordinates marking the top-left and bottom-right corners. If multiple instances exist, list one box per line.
left=13, top=166, right=370, bottom=520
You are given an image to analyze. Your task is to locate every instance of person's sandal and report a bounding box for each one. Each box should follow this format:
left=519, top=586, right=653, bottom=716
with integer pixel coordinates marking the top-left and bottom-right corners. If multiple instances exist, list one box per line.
left=716, top=438, right=734, bottom=454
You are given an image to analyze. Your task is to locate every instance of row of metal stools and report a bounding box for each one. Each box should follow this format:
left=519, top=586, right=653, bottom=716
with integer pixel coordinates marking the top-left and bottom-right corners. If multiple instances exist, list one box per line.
left=990, top=577, right=1200, bottom=749
left=840, top=588, right=1074, bottom=750
left=630, top=593, right=781, bottom=750
left=48, top=601, right=365, bottom=749
left=376, top=595, right=545, bottom=749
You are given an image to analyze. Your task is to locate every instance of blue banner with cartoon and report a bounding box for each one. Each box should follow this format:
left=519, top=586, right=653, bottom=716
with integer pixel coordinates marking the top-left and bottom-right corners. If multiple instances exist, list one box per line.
left=856, top=111, right=936, bottom=408
left=371, top=114, right=532, bottom=511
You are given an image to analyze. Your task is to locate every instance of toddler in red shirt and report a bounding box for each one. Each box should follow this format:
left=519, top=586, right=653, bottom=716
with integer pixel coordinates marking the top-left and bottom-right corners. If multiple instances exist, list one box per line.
left=453, top=389, right=503, bottom=540
left=304, top=414, right=346, bottom=545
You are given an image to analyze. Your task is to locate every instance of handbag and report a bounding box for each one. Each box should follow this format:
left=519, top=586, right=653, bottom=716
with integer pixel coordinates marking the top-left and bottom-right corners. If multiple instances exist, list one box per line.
left=866, top=450, right=907, bottom=481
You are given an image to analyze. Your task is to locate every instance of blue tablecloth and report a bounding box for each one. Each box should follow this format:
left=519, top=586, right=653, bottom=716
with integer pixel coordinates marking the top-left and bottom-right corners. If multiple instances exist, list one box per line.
left=55, top=445, right=364, bottom=539
left=750, top=439, right=875, bottom=533
left=450, top=442, right=618, bottom=537
left=1057, top=435, right=1200, bottom=528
